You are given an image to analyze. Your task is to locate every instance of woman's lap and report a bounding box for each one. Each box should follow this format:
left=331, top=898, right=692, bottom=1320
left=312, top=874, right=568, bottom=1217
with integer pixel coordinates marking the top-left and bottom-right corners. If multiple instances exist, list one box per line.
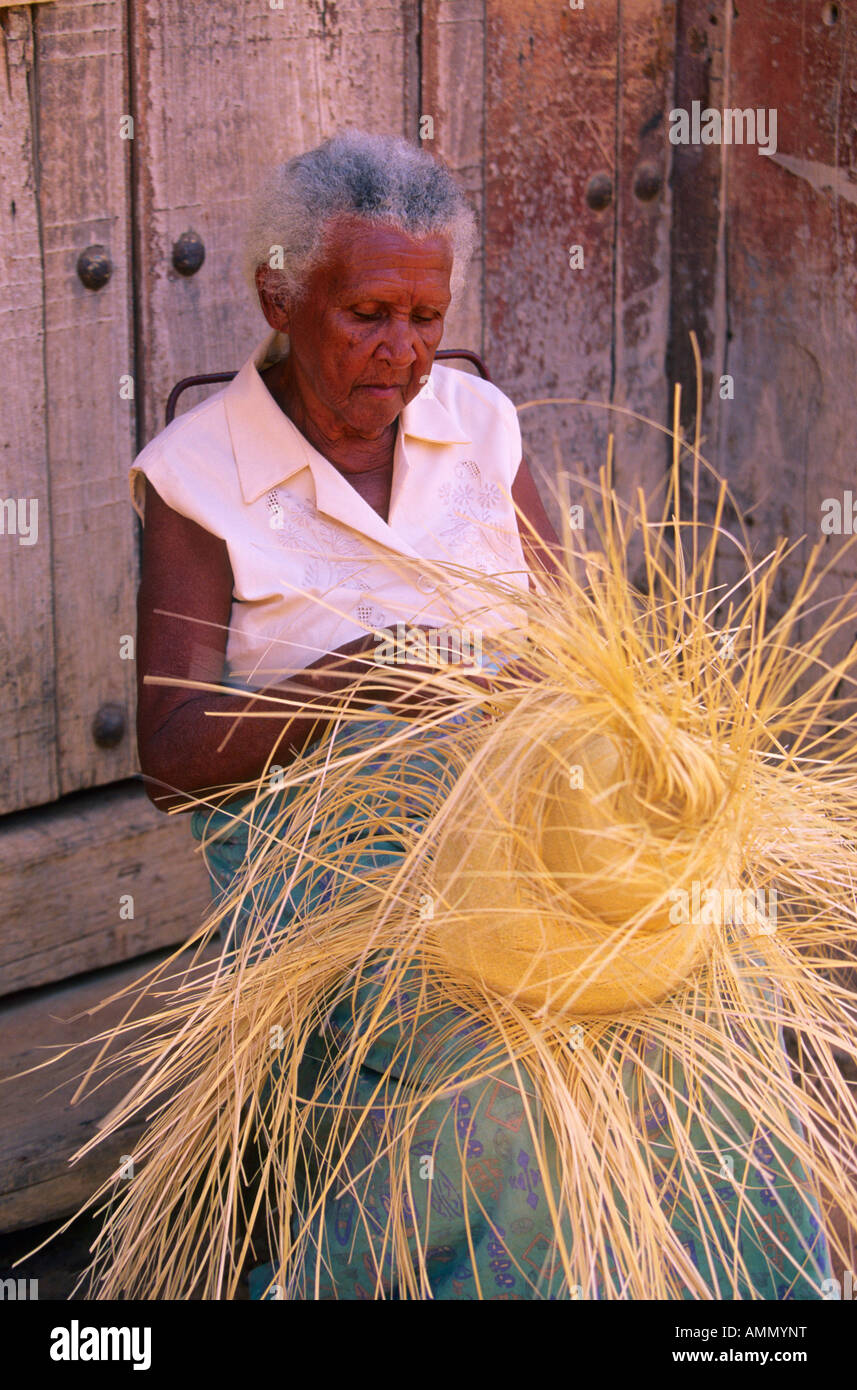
left=248, top=965, right=831, bottom=1300
left=192, top=785, right=831, bottom=1301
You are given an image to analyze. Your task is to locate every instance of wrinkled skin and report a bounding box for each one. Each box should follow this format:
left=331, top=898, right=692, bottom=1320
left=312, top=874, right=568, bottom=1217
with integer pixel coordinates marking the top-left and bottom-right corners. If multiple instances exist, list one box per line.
left=257, top=217, right=450, bottom=461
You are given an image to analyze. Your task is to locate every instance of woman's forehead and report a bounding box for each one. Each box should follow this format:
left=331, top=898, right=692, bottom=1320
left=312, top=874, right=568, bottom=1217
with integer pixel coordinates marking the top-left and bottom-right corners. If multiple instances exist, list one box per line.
left=318, top=219, right=453, bottom=296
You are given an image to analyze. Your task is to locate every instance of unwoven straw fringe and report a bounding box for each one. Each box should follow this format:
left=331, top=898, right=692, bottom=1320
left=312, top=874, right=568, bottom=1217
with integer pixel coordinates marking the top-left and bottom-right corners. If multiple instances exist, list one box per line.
left=22, top=378, right=857, bottom=1300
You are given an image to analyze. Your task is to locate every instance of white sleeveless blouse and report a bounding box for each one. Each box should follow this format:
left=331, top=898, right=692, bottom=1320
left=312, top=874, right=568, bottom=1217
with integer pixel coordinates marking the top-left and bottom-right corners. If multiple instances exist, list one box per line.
left=129, top=329, right=531, bottom=687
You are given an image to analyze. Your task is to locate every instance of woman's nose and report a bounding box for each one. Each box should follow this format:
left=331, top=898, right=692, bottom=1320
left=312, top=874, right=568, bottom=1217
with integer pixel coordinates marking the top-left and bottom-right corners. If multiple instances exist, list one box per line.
left=377, top=318, right=418, bottom=366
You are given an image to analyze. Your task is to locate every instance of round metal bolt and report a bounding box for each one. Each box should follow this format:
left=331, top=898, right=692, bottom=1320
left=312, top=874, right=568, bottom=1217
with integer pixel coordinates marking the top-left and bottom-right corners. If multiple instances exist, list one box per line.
left=76, top=245, right=112, bottom=291
left=633, top=162, right=663, bottom=202
left=585, top=173, right=613, bottom=212
left=822, top=3, right=840, bottom=26
left=172, top=230, right=206, bottom=277
left=92, top=702, right=126, bottom=748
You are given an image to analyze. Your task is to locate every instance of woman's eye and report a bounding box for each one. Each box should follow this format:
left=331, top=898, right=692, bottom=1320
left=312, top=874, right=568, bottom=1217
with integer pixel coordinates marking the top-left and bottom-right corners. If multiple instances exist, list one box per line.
left=351, top=310, right=438, bottom=323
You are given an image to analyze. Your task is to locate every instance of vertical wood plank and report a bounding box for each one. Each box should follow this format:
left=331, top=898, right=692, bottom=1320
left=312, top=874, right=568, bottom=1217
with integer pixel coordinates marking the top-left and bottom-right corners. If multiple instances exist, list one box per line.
left=0, top=7, right=58, bottom=813
left=420, top=0, right=485, bottom=355
left=667, top=0, right=731, bottom=526
left=35, top=0, right=138, bottom=796
left=482, top=1, right=627, bottom=534
left=612, top=0, right=676, bottom=528
left=131, top=0, right=415, bottom=446
left=401, top=0, right=421, bottom=143
left=433, top=1, right=676, bottom=549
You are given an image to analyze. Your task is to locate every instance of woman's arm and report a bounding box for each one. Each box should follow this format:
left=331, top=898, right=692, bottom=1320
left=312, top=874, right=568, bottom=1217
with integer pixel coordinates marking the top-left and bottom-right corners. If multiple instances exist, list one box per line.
left=511, top=458, right=564, bottom=583
left=136, top=481, right=395, bottom=809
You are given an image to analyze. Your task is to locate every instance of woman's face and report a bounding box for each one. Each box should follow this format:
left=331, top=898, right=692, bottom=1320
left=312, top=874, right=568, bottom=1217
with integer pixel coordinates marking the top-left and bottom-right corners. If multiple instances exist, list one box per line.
left=263, top=217, right=454, bottom=441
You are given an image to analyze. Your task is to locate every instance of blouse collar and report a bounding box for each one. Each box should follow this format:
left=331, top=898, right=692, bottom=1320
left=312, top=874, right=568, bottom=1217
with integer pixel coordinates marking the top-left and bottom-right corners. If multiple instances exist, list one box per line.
left=225, top=329, right=472, bottom=511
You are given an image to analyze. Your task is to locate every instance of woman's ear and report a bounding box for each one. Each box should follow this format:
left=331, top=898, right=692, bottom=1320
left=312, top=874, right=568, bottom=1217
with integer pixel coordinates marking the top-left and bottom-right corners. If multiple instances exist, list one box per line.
left=255, top=265, right=291, bottom=333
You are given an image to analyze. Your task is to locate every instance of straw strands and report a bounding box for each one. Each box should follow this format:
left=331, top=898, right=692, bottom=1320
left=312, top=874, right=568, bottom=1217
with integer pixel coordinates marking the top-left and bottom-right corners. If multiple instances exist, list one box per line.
left=31, top=420, right=857, bottom=1300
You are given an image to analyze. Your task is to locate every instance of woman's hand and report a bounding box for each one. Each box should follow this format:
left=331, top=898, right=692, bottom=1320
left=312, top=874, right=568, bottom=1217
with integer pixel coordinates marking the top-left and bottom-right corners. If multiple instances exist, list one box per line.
left=328, top=625, right=497, bottom=720
left=344, top=629, right=544, bottom=721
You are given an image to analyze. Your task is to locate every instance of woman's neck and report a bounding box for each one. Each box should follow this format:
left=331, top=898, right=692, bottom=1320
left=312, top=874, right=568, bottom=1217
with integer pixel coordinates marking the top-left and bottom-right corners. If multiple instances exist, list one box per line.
left=262, top=357, right=397, bottom=477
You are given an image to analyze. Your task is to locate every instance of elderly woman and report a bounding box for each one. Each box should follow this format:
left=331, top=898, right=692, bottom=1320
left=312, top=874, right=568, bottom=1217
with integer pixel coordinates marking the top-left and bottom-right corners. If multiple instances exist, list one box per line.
left=132, top=130, right=564, bottom=1298
left=133, top=133, right=559, bottom=808
left=129, top=132, right=832, bottom=1302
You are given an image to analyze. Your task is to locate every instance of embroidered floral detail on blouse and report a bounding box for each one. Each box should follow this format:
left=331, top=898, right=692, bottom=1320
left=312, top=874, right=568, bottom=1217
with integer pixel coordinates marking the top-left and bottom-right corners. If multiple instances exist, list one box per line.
left=437, top=460, right=501, bottom=520
left=437, top=460, right=518, bottom=574
left=266, top=488, right=374, bottom=591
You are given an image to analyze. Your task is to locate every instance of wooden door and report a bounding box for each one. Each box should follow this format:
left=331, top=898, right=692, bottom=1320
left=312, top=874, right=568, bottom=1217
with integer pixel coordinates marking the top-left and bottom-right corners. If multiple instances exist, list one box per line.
left=0, top=0, right=421, bottom=823
left=0, top=0, right=137, bottom=815
left=670, top=0, right=857, bottom=677
left=5, top=0, right=855, bottom=1239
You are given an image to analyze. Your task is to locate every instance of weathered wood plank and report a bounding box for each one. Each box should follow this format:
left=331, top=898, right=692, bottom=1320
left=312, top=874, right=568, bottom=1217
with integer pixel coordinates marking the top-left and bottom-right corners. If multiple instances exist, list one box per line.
left=0, top=7, right=58, bottom=813
left=484, top=0, right=620, bottom=535
left=131, top=0, right=414, bottom=445
left=421, top=0, right=485, bottom=356
left=0, top=943, right=219, bottom=1234
left=612, top=0, right=676, bottom=531
left=35, top=0, right=138, bottom=797
left=667, top=0, right=730, bottom=532
left=0, top=782, right=211, bottom=997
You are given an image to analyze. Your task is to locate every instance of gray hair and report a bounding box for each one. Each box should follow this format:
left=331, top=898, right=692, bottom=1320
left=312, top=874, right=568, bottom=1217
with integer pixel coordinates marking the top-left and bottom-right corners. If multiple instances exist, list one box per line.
left=243, top=129, right=478, bottom=307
